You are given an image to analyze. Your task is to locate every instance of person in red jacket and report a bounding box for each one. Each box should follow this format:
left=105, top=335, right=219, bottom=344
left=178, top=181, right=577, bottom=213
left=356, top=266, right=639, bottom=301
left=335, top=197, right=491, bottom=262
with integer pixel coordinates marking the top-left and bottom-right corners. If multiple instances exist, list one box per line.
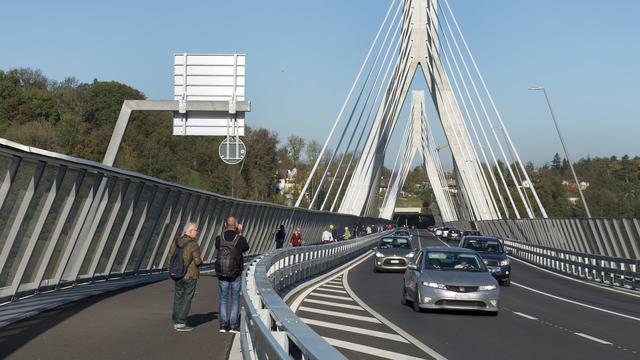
left=290, top=228, right=303, bottom=247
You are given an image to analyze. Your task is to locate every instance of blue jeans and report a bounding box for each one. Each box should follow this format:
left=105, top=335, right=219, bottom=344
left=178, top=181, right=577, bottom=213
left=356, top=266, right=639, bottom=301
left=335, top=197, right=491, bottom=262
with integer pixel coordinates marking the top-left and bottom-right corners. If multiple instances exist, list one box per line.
left=218, top=275, right=241, bottom=329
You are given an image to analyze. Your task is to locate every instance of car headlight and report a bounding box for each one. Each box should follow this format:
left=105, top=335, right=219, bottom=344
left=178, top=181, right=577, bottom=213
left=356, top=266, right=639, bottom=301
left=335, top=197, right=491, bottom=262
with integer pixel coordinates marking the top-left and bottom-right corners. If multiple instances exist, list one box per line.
left=422, top=282, right=446, bottom=289
left=406, top=252, right=415, bottom=258
left=375, top=251, right=384, bottom=258
left=479, top=284, right=497, bottom=291
left=483, top=259, right=488, bottom=264
left=499, top=259, right=510, bottom=266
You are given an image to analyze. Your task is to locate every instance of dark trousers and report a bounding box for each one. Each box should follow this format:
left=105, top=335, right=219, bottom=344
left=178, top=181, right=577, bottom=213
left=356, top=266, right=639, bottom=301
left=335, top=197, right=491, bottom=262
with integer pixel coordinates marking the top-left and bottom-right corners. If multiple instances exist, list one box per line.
left=275, top=240, right=284, bottom=249
left=172, top=278, right=197, bottom=325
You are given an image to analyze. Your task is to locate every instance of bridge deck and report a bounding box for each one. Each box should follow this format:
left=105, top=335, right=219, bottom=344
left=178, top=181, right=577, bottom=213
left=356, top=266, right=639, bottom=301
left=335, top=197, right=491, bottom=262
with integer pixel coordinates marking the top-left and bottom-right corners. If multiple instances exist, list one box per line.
left=0, top=275, right=232, bottom=360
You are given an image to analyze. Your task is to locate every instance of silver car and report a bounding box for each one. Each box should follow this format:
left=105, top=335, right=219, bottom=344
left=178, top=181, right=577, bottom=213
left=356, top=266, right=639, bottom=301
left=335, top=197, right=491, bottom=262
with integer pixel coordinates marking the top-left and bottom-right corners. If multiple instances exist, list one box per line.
left=373, top=236, right=416, bottom=272
left=402, top=247, right=499, bottom=315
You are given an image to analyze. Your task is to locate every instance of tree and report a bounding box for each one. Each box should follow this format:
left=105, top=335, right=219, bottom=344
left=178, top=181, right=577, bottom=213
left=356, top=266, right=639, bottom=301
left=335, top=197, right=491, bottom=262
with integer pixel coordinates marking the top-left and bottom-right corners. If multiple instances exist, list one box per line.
left=306, top=140, right=321, bottom=163
left=286, top=135, right=305, bottom=166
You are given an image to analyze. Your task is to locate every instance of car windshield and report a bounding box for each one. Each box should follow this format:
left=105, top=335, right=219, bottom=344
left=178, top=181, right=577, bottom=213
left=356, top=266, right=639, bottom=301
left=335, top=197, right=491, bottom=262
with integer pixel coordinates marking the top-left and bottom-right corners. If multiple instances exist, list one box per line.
left=462, top=238, right=503, bottom=253
left=424, top=252, right=486, bottom=272
left=378, top=237, right=411, bottom=249
left=395, top=231, right=410, bottom=237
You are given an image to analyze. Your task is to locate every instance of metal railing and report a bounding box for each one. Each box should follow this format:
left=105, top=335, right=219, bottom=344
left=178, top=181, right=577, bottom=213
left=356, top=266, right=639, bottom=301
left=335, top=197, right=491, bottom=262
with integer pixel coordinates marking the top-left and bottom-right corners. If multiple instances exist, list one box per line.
left=241, top=233, right=383, bottom=359
left=445, top=219, right=640, bottom=291
left=0, top=138, right=383, bottom=304
left=504, top=238, right=639, bottom=291
left=474, top=218, right=640, bottom=259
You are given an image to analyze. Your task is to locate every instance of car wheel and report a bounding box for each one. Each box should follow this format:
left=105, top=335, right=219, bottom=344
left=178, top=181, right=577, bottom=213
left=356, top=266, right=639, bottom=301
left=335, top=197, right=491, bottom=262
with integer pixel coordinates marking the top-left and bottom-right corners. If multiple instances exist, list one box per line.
left=485, top=311, right=499, bottom=317
left=412, top=290, right=422, bottom=313
left=501, top=277, right=511, bottom=286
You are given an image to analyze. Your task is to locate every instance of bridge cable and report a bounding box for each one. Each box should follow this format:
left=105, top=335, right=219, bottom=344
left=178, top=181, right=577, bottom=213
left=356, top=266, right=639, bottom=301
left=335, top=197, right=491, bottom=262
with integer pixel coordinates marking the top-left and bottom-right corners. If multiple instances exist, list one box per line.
left=318, top=9, right=404, bottom=210
left=294, top=0, right=398, bottom=208
left=308, top=1, right=403, bottom=210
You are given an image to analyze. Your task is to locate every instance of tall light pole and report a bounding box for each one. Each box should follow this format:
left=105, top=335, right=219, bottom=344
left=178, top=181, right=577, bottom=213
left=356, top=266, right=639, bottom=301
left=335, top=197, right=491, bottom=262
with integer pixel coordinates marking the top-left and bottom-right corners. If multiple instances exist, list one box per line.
left=528, top=86, right=592, bottom=218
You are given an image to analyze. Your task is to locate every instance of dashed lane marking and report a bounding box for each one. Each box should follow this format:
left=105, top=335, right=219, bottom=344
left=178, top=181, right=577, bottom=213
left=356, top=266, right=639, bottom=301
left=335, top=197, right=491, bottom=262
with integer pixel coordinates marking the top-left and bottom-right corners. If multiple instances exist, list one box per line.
left=307, top=292, right=354, bottom=302
left=298, top=306, right=381, bottom=323
left=300, top=318, right=409, bottom=343
left=324, top=337, right=427, bottom=360
left=302, top=298, right=365, bottom=310
left=574, top=333, right=613, bottom=345
left=512, top=281, right=640, bottom=323
left=512, top=312, right=538, bottom=320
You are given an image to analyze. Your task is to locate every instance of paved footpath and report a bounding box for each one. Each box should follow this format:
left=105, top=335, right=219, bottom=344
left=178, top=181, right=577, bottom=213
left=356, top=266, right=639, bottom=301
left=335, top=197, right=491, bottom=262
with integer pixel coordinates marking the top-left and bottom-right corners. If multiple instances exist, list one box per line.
left=0, top=275, right=234, bottom=360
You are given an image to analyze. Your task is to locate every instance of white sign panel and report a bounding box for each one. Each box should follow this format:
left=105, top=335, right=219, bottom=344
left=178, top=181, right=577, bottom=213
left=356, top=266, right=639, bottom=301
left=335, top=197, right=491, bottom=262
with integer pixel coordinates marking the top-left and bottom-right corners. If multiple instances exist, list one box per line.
left=173, top=53, right=246, bottom=136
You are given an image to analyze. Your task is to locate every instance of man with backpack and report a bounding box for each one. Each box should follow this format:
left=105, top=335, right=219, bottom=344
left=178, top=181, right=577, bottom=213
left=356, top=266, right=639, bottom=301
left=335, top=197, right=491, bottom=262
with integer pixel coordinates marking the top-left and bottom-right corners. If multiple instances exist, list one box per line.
left=215, top=216, right=249, bottom=333
left=167, top=222, right=202, bottom=332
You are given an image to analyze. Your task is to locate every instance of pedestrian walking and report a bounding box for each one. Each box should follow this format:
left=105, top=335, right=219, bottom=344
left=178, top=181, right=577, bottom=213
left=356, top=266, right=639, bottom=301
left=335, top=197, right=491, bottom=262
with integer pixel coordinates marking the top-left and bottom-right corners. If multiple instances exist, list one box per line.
left=343, top=227, right=351, bottom=241
left=167, top=222, right=202, bottom=332
left=321, top=227, right=334, bottom=244
left=290, top=227, right=303, bottom=247
left=215, top=216, right=250, bottom=333
left=275, top=224, right=286, bottom=249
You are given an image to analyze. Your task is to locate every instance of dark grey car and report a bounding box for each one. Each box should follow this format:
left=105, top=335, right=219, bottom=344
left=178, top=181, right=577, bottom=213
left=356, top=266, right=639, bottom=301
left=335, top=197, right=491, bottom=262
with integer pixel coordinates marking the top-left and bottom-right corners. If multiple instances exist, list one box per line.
left=373, top=236, right=416, bottom=272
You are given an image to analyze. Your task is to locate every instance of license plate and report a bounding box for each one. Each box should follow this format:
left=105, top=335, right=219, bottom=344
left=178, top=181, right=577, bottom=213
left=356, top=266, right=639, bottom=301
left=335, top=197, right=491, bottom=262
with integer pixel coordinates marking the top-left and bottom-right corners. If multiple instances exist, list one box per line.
left=389, top=260, right=400, bottom=264
left=453, top=293, right=468, bottom=299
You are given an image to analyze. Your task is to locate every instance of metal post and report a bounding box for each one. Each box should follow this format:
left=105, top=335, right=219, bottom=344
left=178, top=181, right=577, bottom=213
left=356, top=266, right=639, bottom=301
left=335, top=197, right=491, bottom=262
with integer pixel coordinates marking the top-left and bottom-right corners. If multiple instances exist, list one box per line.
left=529, top=87, right=592, bottom=218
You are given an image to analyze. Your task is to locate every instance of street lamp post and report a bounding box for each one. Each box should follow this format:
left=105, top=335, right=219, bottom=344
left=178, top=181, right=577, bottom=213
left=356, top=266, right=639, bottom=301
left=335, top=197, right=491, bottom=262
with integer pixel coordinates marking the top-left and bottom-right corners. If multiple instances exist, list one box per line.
left=528, top=86, right=592, bottom=218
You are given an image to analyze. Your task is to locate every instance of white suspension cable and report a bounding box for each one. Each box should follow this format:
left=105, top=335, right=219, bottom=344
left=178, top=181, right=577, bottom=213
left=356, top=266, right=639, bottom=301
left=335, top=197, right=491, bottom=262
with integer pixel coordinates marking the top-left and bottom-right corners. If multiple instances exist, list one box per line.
left=295, top=0, right=398, bottom=208
left=437, top=4, right=531, bottom=218
left=443, top=0, right=547, bottom=218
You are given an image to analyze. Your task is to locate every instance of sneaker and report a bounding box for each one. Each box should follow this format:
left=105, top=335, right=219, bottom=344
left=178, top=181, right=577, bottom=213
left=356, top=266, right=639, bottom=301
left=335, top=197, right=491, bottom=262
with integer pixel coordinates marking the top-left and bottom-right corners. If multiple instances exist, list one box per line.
left=174, top=324, right=185, bottom=330
left=219, top=328, right=228, bottom=333
left=175, top=325, right=194, bottom=332
left=229, top=328, right=240, bottom=334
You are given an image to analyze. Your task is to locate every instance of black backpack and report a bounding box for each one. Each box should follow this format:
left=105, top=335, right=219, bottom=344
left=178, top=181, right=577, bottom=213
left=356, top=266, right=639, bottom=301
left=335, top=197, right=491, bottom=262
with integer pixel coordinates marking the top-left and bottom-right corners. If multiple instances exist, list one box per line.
left=215, top=233, right=240, bottom=277
left=169, top=238, right=191, bottom=281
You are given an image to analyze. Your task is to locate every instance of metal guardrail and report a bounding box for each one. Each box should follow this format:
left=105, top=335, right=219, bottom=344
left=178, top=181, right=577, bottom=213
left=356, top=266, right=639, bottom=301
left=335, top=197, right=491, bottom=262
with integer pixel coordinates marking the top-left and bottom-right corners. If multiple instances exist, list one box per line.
left=0, top=138, right=384, bottom=305
left=240, top=233, right=383, bottom=360
left=475, top=218, right=640, bottom=259
left=444, top=219, right=640, bottom=291
left=504, top=238, right=640, bottom=291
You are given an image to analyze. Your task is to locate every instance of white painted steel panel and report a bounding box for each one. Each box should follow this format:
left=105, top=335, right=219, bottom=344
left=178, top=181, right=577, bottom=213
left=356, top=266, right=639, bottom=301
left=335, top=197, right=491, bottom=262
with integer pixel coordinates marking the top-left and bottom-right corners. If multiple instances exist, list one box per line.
left=174, top=66, right=246, bottom=76
left=174, top=75, right=246, bottom=86
left=172, top=53, right=246, bottom=136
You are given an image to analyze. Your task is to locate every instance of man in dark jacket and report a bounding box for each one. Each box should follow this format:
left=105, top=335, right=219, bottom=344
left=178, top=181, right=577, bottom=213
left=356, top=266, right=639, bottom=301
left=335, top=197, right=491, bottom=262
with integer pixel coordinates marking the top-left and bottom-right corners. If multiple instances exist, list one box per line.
left=167, top=222, right=202, bottom=332
left=275, top=224, right=285, bottom=249
left=215, top=216, right=249, bottom=333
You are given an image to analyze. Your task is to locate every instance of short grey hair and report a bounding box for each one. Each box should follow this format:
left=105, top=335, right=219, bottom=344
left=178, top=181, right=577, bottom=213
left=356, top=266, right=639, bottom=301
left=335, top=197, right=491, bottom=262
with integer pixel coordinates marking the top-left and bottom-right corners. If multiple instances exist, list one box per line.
left=183, top=222, right=197, bottom=234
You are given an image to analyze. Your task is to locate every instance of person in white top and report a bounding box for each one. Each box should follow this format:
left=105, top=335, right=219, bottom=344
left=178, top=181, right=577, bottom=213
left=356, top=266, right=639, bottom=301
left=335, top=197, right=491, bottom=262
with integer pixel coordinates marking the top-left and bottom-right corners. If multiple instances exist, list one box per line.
left=366, top=226, right=372, bottom=234
left=321, top=229, right=334, bottom=244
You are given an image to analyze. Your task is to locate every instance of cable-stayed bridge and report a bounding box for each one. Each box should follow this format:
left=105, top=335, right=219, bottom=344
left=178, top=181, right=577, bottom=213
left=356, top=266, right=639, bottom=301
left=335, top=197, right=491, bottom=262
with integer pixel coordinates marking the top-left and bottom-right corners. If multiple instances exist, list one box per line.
left=1, top=0, right=638, bottom=359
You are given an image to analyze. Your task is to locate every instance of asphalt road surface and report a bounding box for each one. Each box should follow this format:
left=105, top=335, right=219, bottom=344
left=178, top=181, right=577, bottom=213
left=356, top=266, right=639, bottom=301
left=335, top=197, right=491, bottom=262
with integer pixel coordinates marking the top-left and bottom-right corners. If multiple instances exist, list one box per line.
left=345, top=229, right=640, bottom=360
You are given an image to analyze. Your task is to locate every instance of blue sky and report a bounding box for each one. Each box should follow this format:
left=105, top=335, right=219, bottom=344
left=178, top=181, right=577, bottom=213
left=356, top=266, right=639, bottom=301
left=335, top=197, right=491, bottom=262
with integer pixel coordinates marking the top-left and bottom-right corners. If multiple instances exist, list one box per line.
left=1, top=1, right=639, bottom=167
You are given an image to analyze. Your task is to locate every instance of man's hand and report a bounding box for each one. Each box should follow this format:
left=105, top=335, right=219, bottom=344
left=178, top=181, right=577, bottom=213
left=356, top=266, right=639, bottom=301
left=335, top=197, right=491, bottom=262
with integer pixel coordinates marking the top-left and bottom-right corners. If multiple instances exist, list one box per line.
left=237, top=223, right=243, bottom=234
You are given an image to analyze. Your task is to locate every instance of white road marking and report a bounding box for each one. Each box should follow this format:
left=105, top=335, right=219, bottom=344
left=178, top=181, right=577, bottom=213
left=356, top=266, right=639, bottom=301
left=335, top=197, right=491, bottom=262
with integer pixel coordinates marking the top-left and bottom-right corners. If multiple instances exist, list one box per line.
left=509, top=256, right=640, bottom=299
left=308, top=292, right=355, bottom=302
left=324, top=337, right=427, bottom=360
left=513, top=312, right=538, bottom=320
left=303, top=298, right=365, bottom=311
left=343, top=272, right=448, bottom=360
left=300, top=318, right=408, bottom=343
left=512, top=281, right=640, bottom=323
left=328, top=279, right=343, bottom=284
left=298, top=306, right=381, bottom=323
left=321, top=283, right=345, bottom=289
left=288, top=251, right=373, bottom=311
left=314, top=288, right=348, bottom=295
left=574, top=333, right=613, bottom=345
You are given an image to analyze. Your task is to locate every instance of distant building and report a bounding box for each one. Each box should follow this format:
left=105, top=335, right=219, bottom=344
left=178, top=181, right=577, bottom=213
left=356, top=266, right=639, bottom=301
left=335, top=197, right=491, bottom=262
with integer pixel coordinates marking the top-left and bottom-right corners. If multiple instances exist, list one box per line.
left=561, top=180, right=590, bottom=192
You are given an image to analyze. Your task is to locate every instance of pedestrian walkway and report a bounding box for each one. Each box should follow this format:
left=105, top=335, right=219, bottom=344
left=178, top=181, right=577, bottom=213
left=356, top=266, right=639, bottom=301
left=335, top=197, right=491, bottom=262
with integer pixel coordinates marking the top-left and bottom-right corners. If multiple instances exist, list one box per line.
left=294, top=274, right=429, bottom=360
left=0, top=275, right=233, bottom=360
